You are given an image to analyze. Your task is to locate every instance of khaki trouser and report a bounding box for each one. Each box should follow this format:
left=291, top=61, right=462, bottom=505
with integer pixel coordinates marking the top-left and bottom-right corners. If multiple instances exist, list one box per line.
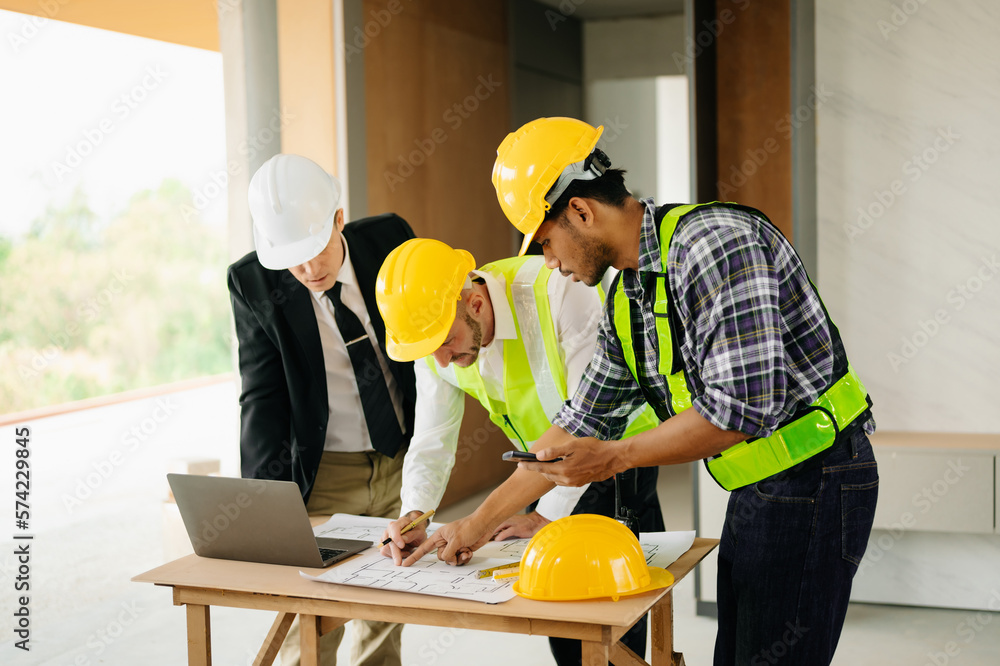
left=279, top=450, right=405, bottom=666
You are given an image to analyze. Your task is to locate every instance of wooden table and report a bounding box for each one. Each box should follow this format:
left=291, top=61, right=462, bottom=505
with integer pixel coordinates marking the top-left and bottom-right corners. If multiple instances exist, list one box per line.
left=133, top=537, right=718, bottom=666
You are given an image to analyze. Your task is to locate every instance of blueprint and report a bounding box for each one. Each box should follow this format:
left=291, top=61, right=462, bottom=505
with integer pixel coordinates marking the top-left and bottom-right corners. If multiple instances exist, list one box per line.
left=303, top=515, right=696, bottom=604
left=642, top=530, right=696, bottom=570
left=311, top=513, right=445, bottom=544
left=304, top=539, right=526, bottom=603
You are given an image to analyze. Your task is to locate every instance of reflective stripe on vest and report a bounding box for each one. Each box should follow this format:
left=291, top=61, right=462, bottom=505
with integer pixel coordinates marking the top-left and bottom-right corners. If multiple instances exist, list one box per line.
left=426, top=256, right=562, bottom=450
left=706, top=367, right=869, bottom=491
left=428, top=256, right=659, bottom=450
left=510, top=258, right=567, bottom=419
left=613, top=204, right=694, bottom=415
left=611, top=202, right=870, bottom=491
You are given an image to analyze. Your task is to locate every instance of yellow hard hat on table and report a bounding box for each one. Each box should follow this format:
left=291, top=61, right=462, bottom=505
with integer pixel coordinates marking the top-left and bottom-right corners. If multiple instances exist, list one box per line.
left=513, top=514, right=674, bottom=602
left=375, top=238, right=476, bottom=362
left=492, top=117, right=606, bottom=256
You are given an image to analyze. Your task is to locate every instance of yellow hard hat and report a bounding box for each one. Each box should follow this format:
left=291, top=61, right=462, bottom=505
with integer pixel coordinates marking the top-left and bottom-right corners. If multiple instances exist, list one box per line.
left=492, top=117, right=605, bottom=256
left=513, top=514, right=674, bottom=602
left=375, top=238, right=476, bottom=362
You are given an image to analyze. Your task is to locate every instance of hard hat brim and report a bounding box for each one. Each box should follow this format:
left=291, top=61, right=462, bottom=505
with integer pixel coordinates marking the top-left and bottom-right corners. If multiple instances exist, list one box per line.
left=517, top=228, right=536, bottom=257
left=254, top=213, right=334, bottom=270
left=512, top=565, right=674, bottom=602
left=384, top=321, right=452, bottom=363
left=627, top=566, right=675, bottom=598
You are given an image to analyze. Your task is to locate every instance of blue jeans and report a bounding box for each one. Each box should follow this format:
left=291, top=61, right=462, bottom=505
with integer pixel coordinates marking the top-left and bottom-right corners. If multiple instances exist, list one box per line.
left=714, top=425, right=879, bottom=666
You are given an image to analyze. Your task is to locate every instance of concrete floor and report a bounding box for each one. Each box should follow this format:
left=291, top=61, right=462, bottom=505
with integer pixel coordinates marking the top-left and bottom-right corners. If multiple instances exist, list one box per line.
left=1, top=383, right=998, bottom=665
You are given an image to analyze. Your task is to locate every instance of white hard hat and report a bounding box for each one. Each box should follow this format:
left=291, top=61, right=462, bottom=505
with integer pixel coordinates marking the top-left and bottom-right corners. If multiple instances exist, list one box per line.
left=248, top=154, right=343, bottom=270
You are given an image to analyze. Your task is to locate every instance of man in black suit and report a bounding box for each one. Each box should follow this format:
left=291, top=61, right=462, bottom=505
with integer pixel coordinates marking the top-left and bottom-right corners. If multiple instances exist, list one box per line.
left=227, top=154, right=416, bottom=666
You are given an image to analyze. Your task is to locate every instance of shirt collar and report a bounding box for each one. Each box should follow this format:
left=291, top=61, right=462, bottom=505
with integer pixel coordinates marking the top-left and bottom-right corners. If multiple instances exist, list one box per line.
left=473, top=269, right=516, bottom=344
left=622, top=197, right=661, bottom=298
left=637, top=197, right=662, bottom=274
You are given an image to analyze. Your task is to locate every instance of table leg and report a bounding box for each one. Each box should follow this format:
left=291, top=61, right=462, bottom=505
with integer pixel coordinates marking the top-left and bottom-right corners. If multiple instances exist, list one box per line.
left=186, top=604, right=212, bottom=666
left=650, top=590, right=685, bottom=665
left=254, top=612, right=295, bottom=666
left=581, top=639, right=610, bottom=665
left=610, top=641, right=648, bottom=666
left=299, top=614, right=322, bottom=666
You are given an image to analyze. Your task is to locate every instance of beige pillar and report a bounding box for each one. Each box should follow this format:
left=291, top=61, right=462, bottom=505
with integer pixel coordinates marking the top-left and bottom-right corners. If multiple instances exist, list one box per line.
left=276, top=0, right=342, bottom=176
left=218, top=0, right=281, bottom=261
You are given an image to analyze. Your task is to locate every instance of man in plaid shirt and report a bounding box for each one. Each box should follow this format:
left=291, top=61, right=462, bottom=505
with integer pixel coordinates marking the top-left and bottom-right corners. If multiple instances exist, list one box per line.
left=406, top=118, right=878, bottom=666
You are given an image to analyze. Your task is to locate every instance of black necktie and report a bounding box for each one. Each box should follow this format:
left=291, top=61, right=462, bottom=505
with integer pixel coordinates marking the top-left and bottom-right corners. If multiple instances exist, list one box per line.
left=327, top=282, right=404, bottom=457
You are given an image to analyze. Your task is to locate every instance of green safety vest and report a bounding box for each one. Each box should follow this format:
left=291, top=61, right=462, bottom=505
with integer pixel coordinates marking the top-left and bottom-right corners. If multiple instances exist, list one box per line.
left=428, top=255, right=660, bottom=450
left=610, top=202, right=871, bottom=491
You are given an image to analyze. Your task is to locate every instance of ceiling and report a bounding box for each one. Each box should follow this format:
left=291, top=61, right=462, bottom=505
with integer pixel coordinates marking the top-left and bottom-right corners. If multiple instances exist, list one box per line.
left=535, top=0, right=686, bottom=20
left=0, top=0, right=218, bottom=50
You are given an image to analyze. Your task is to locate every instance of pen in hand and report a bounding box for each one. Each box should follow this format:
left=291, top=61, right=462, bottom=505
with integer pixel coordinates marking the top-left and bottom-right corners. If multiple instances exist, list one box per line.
left=381, top=509, right=435, bottom=547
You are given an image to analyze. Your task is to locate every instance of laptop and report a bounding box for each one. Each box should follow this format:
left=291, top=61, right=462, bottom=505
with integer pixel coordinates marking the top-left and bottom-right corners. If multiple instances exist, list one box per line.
left=167, top=473, right=372, bottom=568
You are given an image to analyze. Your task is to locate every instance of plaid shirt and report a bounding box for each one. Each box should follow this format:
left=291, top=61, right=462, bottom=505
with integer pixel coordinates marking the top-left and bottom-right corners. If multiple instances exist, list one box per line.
left=553, top=199, right=864, bottom=441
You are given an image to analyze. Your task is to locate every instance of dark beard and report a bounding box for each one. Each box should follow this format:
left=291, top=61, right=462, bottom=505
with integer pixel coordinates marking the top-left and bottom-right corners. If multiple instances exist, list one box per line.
left=459, top=309, right=483, bottom=364
left=570, top=228, right=615, bottom=287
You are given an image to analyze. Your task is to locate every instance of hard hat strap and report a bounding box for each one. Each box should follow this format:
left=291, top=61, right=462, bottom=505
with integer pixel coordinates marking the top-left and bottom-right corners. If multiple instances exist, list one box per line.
left=543, top=148, right=611, bottom=209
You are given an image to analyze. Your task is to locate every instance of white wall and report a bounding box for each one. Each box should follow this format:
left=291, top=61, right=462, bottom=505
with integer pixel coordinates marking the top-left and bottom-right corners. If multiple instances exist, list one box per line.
left=583, top=14, right=686, bottom=81
left=583, top=15, right=690, bottom=203
left=656, top=75, right=690, bottom=204
left=816, top=0, right=1000, bottom=433
left=586, top=78, right=658, bottom=200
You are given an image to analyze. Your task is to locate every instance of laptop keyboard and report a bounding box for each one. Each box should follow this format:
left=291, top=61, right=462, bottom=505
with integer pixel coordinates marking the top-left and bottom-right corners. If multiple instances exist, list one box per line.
left=319, top=547, right=348, bottom=562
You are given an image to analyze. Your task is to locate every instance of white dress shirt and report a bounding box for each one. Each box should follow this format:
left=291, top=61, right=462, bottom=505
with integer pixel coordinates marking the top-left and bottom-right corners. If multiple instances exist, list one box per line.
left=400, top=268, right=605, bottom=521
left=310, top=235, right=406, bottom=452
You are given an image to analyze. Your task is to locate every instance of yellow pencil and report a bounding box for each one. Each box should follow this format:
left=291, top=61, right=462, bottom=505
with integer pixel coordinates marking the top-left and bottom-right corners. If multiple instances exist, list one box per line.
left=380, top=509, right=435, bottom=546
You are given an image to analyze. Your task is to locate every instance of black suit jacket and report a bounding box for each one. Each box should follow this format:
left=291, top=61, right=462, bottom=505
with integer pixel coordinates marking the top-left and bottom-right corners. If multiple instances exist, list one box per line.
left=227, top=213, right=417, bottom=502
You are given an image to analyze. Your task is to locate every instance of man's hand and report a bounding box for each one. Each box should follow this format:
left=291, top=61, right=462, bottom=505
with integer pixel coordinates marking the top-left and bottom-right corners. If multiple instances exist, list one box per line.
left=491, top=511, right=550, bottom=541
left=519, top=437, right=626, bottom=486
left=379, top=510, right=430, bottom=566
left=401, top=515, right=494, bottom=567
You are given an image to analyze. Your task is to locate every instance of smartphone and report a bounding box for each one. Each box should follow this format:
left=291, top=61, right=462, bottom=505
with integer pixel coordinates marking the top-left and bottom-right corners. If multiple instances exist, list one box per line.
left=501, top=451, right=563, bottom=463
